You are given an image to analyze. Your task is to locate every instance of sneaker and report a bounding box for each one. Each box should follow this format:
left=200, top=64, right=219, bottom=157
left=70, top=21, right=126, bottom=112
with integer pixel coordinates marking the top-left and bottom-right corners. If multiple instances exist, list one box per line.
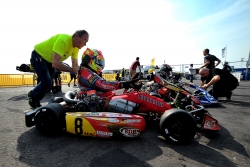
left=27, top=91, right=37, bottom=109
left=73, top=84, right=77, bottom=86
left=68, top=83, right=70, bottom=87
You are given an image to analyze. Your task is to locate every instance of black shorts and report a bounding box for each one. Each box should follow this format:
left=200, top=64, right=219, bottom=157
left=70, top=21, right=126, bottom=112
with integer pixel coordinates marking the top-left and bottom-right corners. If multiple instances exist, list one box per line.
left=70, top=74, right=76, bottom=80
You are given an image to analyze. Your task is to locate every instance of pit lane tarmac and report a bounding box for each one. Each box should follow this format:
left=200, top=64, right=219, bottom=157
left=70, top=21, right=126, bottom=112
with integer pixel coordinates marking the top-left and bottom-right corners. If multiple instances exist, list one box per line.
left=0, top=81, right=250, bottom=167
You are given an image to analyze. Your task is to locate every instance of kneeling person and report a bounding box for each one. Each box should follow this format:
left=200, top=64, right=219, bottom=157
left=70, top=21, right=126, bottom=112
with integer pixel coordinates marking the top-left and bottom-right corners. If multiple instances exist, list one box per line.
left=199, top=68, right=239, bottom=100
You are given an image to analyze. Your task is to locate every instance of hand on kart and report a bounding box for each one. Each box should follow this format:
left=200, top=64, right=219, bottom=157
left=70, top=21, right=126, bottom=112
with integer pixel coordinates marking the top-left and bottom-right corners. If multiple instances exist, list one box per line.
left=200, top=85, right=207, bottom=90
left=120, top=78, right=142, bottom=89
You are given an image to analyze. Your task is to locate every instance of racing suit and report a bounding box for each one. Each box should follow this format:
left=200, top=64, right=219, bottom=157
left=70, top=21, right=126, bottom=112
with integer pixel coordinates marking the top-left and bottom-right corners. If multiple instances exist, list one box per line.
left=78, top=67, right=121, bottom=92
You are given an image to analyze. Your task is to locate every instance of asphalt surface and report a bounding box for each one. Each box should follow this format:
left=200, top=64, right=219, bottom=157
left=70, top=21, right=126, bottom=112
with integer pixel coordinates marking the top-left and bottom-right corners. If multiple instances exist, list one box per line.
left=0, top=80, right=250, bottom=167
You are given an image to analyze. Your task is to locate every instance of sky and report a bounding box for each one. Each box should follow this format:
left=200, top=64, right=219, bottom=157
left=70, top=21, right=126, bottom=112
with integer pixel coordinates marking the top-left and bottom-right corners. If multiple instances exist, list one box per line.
left=0, top=0, right=250, bottom=74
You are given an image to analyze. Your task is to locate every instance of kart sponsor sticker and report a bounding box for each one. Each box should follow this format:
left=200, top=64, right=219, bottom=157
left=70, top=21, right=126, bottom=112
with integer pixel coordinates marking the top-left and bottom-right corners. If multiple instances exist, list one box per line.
left=138, top=94, right=164, bottom=107
left=119, top=127, right=141, bottom=137
left=84, top=113, right=103, bottom=117
left=204, top=120, right=216, bottom=129
left=96, top=131, right=113, bottom=137
left=109, top=118, right=119, bottom=123
left=105, top=113, right=132, bottom=118
left=124, top=119, right=141, bottom=123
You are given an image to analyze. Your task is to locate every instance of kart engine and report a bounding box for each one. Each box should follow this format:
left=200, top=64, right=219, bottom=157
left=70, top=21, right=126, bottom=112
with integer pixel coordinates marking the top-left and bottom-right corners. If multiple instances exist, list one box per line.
left=74, top=90, right=138, bottom=113
left=74, top=91, right=108, bottom=112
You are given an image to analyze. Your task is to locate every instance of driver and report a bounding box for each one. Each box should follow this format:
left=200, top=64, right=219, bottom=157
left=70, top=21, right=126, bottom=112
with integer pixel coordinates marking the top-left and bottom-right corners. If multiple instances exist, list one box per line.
left=158, top=64, right=172, bottom=80
left=78, top=48, right=139, bottom=93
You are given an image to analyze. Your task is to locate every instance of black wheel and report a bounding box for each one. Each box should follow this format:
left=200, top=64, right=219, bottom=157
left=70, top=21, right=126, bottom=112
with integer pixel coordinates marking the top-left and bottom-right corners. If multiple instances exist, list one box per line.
left=34, top=103, right=66, bottom=136
left=160, top=109, right=197, bottom=144
left=48, top=97, right=64, bottom=104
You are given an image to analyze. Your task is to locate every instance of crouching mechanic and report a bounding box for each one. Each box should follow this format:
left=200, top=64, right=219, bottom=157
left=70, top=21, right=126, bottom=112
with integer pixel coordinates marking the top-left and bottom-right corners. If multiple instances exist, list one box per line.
left=78, top=48, right=140, bottom=96
left=199, top=67, right=239, bottom=100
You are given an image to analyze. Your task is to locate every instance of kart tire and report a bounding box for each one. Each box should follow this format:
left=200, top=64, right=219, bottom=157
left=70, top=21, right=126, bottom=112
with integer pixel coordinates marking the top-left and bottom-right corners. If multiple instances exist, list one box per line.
left=160, top=108, right=197, bottom=144
left=34, top=103, right=66, bottom=136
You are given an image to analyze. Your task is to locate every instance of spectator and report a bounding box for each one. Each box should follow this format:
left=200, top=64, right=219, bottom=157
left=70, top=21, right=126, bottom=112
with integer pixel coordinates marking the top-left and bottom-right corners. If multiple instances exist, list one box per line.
left=68, top=71, right=77, bottom=87
left=222, top=61, right=232, bottom=72
left=200, top=49, right=221, bottom=70
left=129, top=57, right=141, bottom=78
left=27, top=30, right=89, bottom=108
left=199, top=67, right=239, bottom=100
left=121, top=68, right=126, bottom=78
left=189, top=64, right=194, bottom=83
left=54, top=69, right=62, bottom=88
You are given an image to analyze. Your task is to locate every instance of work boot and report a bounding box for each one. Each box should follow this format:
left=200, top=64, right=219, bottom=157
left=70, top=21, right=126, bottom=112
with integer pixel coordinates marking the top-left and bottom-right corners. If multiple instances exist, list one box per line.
left=27, top=91, right=38, bottom=109
left=36, top=101, right=42, bottom=107
left=226, top=92, right=232, bottom=101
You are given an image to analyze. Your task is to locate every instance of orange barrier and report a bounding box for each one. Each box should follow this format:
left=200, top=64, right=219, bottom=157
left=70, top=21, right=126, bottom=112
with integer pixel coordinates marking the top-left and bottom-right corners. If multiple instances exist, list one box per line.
left=0, top=74, right=117, bottom=87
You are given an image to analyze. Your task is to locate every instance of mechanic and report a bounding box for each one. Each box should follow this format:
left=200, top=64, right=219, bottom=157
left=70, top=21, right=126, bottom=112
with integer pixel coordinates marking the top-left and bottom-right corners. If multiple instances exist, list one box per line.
left=199, top=67, right=239, bottom=100
left=129, top=57, right=141, bottom=79
left=200, top=49, right=221, bottom=70
left=27, top=30, right=89, bottom=108
left=78, top=48, right=140, bottom=93
left=222, top=61, right=232, bottom=72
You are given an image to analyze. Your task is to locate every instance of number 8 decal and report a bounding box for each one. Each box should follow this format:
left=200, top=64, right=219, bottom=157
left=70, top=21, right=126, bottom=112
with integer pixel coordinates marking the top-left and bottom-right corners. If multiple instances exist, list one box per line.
left=75, top=118, right=83, bottom=134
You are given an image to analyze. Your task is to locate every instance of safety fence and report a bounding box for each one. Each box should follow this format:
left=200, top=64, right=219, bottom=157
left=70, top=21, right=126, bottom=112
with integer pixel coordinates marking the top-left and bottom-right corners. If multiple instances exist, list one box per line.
left=0, top=74, right=117, bottom=87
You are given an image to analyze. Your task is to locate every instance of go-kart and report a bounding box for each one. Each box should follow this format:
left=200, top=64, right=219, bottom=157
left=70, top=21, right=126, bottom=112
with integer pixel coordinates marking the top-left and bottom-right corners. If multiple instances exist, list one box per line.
left=140, top=72, right=218, bottom=107
left=25, top=76, right=219, bottom=144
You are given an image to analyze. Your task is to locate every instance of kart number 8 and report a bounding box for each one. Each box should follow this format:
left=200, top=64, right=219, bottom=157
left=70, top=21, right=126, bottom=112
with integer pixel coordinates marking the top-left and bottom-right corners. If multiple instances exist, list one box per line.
left=75, top=118, right=83, bottom=134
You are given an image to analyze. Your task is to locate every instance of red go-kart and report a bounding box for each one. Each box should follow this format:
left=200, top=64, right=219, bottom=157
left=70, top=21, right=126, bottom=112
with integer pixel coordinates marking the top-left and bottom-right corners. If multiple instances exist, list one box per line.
left=25, top=77, right=219, bottom=144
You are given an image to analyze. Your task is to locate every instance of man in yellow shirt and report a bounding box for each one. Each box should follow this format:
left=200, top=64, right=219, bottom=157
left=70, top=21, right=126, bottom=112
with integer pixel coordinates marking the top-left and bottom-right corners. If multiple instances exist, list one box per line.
left=27, top=30, right=89, bottom=108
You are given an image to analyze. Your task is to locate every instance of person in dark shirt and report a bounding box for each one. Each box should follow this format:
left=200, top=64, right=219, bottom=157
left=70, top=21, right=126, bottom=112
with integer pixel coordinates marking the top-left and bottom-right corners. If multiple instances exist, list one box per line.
left=199, top=68, right=239, bottom=100
left=200, top=49, right=221, bottom=70
left=222, top=61, right=232, bottom=72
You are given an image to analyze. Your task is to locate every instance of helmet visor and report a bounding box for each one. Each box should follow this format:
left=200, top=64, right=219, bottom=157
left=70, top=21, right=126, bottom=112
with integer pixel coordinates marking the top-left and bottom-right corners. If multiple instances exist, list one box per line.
left=95, top=58, right=105, bottom=68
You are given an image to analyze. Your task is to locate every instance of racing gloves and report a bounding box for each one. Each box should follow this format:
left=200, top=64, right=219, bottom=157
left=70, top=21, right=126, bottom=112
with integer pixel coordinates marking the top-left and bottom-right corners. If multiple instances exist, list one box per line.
left=120, top=78, right=141, bottom=89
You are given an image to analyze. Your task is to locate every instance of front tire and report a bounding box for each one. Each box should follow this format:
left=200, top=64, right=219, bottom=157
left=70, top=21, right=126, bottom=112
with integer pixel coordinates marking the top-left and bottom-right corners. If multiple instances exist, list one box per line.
left=34, top=103, right=66, bottom=136
left=160, top=109, right=197, bottom=144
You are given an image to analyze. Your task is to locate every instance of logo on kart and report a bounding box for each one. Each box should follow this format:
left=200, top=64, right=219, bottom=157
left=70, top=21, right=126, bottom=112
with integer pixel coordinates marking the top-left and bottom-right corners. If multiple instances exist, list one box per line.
left=96, top=131, right=113, bottom=137
left=124, top=119, right=141, bottom=123
left=204, top=120, right=216, bottom=129
left=119, top=128, right=141, bottom=137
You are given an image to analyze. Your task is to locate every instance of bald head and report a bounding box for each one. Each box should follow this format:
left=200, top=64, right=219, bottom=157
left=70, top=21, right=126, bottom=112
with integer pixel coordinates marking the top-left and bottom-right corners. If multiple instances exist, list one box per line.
left=199, top=68, right=209, bottom=77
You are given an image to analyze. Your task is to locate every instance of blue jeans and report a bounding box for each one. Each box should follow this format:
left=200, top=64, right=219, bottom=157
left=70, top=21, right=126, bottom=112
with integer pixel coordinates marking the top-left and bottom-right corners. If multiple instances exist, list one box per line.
left=189, top=75, right=193, bottom=83
left=30, top=50, right=55, bottom=102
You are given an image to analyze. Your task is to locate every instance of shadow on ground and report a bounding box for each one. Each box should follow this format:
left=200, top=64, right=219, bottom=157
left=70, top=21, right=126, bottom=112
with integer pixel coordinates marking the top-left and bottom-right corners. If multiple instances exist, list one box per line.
left=16, top=122, right=247, bottom=167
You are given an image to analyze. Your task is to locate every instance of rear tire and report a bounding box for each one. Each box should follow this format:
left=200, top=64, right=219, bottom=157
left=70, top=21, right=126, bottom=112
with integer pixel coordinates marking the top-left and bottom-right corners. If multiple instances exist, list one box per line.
left=160, top=109, right=197, bottom=144
left=34, top=103, right=66, bottom=136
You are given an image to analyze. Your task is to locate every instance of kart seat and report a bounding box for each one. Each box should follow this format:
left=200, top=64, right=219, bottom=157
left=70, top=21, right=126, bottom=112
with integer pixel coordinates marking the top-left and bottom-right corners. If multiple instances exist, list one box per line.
left=63, top=91, right=80, bottom=104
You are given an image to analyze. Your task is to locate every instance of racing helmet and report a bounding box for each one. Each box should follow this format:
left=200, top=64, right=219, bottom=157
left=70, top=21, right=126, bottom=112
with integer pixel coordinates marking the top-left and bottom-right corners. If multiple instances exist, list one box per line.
left=81, top=48, right=105, bottom=74
left=160, top=64, right=172, bottom=73
left=160, top=64, right=172, bottom=77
